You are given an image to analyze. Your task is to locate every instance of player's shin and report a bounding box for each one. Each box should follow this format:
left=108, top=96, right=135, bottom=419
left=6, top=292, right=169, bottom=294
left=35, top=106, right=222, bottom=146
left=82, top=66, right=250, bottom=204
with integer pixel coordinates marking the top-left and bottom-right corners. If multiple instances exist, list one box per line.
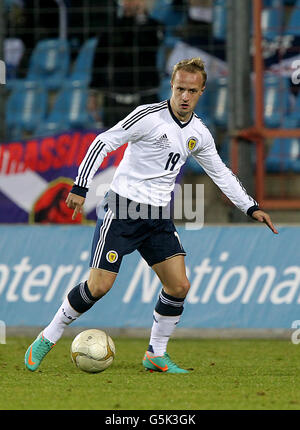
left=148, top=288, right=184, bottom=356
left=43, top=281, right=99, bottom=343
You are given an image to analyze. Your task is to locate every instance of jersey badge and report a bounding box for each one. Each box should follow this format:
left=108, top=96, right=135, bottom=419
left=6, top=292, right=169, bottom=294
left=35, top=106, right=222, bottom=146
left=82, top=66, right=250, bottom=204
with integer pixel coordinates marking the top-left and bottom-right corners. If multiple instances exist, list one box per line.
left=106, top=250, right=118, bottom=263
left=187, top=137, right=198, bottom=152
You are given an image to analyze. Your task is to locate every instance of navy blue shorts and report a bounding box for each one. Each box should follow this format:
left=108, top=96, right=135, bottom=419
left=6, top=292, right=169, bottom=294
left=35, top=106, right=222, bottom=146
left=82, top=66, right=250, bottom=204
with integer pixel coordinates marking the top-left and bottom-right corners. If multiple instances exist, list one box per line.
left=89, top=197, right=186, bottom=273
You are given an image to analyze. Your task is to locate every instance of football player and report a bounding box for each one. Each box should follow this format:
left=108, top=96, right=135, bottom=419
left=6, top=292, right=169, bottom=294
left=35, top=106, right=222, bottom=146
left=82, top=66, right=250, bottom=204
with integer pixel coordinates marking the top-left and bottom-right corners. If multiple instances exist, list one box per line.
left=25, top=58, right=277, bottom=373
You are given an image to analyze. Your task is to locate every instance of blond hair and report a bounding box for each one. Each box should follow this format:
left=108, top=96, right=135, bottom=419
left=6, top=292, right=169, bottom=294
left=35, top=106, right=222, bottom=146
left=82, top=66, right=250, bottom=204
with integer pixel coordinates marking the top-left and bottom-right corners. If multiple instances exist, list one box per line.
left=171, top=58, right=207, bottom=87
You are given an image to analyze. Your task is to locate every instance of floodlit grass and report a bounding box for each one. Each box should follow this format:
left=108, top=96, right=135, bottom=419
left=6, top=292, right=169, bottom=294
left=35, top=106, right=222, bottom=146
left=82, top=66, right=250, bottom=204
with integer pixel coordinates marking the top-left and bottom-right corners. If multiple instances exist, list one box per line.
left=1, top=337, right=300, bottom=410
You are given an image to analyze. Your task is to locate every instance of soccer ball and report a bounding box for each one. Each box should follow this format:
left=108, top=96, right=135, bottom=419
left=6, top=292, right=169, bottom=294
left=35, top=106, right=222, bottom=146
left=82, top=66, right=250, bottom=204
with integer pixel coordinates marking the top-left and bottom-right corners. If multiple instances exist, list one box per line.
left=70, top=329, right=115, bottom=373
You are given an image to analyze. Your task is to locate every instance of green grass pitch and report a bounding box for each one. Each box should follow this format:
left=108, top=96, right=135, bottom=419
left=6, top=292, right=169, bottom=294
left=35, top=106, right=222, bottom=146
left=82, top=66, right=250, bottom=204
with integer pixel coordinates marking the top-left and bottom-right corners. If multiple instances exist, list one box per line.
left=1, top=336, right=300, bottom=410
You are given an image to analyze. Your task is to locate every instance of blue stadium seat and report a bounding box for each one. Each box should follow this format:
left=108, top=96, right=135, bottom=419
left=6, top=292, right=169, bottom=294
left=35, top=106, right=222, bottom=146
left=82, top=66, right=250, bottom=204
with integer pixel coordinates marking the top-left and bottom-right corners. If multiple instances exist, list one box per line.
left=265, top=115, right=300, bottom=171
left=5, top=80, right=47, bottom=139
left=150, top=0, right=186, bottom=48
left=214, top=137, right=255, bottom=170
left=264, top=75, right=289, bottom=127
left=27, top=39, right=70, bottom=90
left=156, top=43, right=168, bottom=77
left=159, top=76, right=172, bottom=101
left=261, top=8, right=282, bottom=39
left=211, top=77, right=228, bottom=127
left=288, top=92, right=300, bottom=124
left=266, top=137, right=300, bottom=172
left=69, top=37, right=98, bottom=86
left=36, top=80, right=93, bottom=136
left=281, top=115, right=300, bottom=127
left=284, top=0, right=300, bottom=35
left=213, top=0, right=227, bottom=40
left=150, top=0, right=185, bottom=26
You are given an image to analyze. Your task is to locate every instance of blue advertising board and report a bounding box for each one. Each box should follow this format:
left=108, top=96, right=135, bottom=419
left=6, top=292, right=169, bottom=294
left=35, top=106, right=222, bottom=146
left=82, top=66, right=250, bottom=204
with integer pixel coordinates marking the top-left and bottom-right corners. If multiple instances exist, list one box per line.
left=0, top=225, right=299, bottom=329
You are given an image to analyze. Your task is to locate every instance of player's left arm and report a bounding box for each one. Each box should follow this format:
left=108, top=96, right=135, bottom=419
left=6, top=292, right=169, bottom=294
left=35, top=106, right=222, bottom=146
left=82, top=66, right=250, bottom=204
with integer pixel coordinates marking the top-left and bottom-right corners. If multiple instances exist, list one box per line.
left=249, top=208, right=278, bottom=234
left=193, top=129, right=278, bottom=234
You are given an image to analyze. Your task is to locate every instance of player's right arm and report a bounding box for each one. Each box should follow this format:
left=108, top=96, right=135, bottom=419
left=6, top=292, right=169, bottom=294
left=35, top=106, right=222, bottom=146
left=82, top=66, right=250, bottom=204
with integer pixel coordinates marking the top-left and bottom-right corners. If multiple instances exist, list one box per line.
left=65, top=192, right=85, bottom=221
left=65, top=105, right=149, bottom=219
left=65, top=132, right=125, bottom=220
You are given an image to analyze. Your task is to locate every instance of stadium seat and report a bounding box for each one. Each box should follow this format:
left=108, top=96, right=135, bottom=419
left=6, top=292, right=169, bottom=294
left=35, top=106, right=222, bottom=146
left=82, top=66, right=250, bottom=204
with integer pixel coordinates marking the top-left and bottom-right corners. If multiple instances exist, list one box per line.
left=211, top=77, right=228, bottom=127
left=281, top=115, right=300, bottom=128
left=149, top=0, right=186, bottom=48
left=265, top=115, right=300, bottom=172
left=261, top=8, right=282, bottom=39
left=159, top=76, right=172, bottom=101
left=156, top=43, right=168, bottom=78
left=288, top=92, right=300, bottom=124
left=5, top=80, right=47, bottom=139
left=264, top=75, right=289, bottom=127
left=213, top=0, right=227, bottom=40
left=35, top=80, right=94, bottom=136
left=150, top=0, right=185, bottom=27
left=214, top=136, right=256, bottom=170
left=265, top=137, right=300, bottom=172
left=284, top=0, right=300, bottom=35
left=69, top=37, right=98, bottom=86
left=26, top=38, right=70, bottom=90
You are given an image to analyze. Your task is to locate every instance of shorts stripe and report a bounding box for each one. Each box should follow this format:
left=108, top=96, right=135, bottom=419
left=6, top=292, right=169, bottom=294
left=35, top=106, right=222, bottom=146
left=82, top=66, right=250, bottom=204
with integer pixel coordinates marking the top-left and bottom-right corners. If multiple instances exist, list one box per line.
left=92, top=209, right=114, bottom=267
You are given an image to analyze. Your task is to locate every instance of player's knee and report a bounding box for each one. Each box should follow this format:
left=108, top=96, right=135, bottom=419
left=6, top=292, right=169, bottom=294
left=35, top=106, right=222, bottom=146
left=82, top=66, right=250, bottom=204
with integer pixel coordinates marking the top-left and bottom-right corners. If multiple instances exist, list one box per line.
left=87, top=278, right=112, bottom=298
left=168, top=278, right=190, bottom=299
left=180, top=278, right=191, bottom=297
left=87, top=270, right=116, bottom=298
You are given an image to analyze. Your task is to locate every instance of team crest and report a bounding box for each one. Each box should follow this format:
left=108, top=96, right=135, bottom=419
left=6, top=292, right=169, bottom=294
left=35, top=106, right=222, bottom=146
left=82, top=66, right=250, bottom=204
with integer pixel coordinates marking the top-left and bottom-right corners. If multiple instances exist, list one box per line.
left=187, top=137, right=198, bottom=152
left=106, top=250, right=118, bottom=263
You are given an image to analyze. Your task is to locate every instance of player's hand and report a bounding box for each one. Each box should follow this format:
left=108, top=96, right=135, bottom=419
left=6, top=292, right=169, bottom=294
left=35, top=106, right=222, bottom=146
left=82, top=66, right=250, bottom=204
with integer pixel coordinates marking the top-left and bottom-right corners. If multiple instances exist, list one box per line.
left=251, top=210, right=278, bottom=234
left=65, top=192, right=85, bottom=220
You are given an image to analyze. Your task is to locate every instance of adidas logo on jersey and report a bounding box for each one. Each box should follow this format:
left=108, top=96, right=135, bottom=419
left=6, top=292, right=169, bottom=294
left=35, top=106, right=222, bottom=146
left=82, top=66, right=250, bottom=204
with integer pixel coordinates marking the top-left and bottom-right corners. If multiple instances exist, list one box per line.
left=154, top=133, right=171, bottom=149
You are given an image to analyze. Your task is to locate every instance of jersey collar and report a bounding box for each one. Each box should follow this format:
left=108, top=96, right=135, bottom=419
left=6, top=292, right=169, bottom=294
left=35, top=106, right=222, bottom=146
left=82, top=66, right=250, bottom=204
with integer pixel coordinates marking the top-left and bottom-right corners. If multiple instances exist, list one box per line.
left=167, top=100, right=194, bottom=128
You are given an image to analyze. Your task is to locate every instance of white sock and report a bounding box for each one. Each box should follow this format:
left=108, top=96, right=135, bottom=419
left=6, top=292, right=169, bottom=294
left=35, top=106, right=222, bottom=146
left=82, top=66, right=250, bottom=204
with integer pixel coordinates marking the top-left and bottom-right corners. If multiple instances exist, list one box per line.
left=43, top=298, right=81, bottom=343
left=149, top=310, right=181, bottom=356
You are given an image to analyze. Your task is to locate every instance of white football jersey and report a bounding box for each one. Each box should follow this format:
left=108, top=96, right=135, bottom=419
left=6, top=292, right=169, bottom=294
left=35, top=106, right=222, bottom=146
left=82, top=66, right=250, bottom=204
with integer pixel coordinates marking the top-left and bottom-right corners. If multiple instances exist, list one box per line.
left=75, top=100, right=257, bottom=213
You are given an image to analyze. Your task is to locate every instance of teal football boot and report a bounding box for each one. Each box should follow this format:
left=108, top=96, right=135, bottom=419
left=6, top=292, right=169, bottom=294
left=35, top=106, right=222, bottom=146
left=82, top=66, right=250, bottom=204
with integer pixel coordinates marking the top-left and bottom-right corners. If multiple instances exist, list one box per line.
left=142, top=351, right=189, bottom=374
left=25, top=332, right=55, bottom=371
